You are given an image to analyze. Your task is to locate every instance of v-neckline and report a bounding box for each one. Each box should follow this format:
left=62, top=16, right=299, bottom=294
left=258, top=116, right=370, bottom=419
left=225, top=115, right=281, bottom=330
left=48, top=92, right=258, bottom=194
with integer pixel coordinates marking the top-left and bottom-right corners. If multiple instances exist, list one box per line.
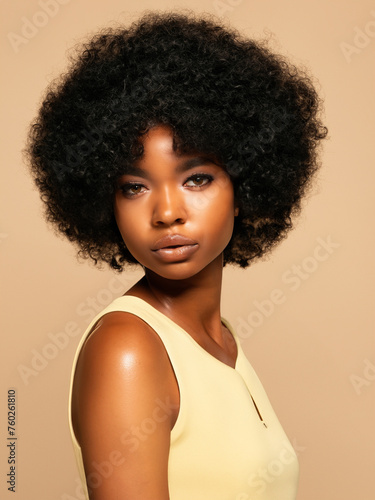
left=113, top=295, right=268, bottom=428
left=119, top=295, right=240, bottom=372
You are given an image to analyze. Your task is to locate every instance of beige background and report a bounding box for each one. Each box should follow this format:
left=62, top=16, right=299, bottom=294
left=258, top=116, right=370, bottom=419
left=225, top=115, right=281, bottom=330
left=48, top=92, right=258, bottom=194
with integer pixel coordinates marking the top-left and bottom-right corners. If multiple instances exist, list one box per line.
left=1, top=0, right=374, bottom=498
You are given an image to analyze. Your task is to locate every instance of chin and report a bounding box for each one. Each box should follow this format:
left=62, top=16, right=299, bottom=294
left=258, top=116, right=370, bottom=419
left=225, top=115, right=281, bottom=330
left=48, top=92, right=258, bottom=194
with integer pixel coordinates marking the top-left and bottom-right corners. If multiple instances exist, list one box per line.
left=144, top=256, right=223, bottom=282
left=145, top=265, right=201, bottom=281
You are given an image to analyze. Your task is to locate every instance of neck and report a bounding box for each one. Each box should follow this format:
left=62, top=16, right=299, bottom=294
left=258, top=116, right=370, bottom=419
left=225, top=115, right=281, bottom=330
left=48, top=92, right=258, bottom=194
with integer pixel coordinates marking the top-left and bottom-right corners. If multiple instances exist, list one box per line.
left=130, top=254, right=224, bottom=335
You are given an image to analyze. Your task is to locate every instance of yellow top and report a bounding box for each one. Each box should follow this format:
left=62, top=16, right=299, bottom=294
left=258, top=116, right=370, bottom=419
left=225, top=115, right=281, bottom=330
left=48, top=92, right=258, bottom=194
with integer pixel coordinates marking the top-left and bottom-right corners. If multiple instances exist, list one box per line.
left=68, top=295, right=299, bottom=500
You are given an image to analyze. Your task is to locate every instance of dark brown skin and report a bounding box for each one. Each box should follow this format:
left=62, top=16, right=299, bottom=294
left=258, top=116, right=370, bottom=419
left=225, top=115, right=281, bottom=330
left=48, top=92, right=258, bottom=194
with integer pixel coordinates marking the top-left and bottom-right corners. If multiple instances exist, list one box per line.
left=71, top=125, right=239, bottom=500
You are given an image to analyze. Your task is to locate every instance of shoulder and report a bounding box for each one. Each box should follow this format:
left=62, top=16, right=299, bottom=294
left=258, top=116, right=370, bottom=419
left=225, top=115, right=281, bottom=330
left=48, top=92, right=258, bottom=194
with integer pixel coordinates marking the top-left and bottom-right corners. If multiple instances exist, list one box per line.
left=71, top=311, right=179, bottom=442
left=70, top=311, right=178, bottom=498
left=78, top=311, right=169, bottom=369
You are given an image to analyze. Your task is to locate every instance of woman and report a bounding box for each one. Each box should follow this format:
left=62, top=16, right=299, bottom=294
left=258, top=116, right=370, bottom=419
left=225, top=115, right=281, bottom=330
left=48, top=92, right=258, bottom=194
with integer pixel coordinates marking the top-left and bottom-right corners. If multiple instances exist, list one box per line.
left=27, top=12, right=327, bottom=500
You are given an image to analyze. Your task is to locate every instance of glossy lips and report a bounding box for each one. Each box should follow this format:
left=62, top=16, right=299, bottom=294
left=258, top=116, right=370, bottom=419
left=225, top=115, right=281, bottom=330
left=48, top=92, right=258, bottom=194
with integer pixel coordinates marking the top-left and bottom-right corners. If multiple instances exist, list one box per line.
left=151, top=234, right=199, bottom=262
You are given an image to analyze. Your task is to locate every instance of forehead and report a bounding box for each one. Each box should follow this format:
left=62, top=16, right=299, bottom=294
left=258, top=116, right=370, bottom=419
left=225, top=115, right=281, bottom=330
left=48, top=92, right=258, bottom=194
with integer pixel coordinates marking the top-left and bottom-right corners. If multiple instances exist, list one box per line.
left=139, top=125, right=175, bottom=158
left=130, top=125, right=223, bottom=174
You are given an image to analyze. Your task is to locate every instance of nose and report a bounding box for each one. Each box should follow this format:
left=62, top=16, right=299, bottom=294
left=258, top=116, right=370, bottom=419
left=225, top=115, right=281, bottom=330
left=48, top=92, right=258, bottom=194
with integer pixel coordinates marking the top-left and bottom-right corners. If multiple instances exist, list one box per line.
left=151, top=185, right=187, bottom=226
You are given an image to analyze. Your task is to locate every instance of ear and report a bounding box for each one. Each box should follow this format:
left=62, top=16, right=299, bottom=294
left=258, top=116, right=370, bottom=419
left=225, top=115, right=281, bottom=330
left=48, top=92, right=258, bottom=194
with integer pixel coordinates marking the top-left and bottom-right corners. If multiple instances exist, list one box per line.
left=234, top=206, right=239, bottom=217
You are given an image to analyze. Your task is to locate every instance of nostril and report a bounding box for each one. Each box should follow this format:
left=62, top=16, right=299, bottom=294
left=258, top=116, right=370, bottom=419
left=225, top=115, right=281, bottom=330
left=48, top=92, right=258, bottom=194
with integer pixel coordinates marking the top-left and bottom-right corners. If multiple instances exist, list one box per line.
left=154, top=217, right=185, bottom=227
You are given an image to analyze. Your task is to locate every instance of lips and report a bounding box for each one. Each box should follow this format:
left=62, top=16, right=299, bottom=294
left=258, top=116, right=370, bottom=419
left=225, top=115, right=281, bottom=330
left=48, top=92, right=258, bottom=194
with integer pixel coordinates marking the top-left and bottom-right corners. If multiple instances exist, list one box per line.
left=152, top=234, right=197, bottom=251
left=151, top=234, right=199, bottom=262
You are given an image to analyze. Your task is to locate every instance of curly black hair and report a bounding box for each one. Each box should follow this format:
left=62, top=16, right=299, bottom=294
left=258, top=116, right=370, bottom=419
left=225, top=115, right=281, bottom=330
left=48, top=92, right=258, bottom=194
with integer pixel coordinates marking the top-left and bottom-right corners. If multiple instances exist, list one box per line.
left=27, top=11, right=327, bottom=271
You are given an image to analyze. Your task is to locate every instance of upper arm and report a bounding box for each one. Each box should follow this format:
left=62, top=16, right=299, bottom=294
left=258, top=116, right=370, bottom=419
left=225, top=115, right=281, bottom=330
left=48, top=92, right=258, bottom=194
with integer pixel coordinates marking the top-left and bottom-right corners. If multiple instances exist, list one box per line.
left=71, top=312, right=178, bottom=500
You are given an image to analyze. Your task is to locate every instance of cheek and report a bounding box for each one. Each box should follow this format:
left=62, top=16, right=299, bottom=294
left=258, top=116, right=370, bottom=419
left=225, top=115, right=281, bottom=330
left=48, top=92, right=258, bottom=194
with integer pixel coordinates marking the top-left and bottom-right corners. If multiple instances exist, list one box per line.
left=113, top=198, right=138, bottom=245
left=197, top=189, right=236, bottom=240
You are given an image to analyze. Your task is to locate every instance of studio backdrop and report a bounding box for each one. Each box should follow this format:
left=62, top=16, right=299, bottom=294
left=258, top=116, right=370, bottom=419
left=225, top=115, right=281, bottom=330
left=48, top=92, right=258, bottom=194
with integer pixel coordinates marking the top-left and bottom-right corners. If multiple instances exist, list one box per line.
left=1, top=0, right=374, bottom=499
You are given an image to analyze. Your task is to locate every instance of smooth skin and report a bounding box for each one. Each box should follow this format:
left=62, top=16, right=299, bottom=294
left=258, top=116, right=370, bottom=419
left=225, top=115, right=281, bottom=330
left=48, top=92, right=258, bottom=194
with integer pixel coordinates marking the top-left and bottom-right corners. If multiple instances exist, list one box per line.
left=71, top=125, right=239, bottom=500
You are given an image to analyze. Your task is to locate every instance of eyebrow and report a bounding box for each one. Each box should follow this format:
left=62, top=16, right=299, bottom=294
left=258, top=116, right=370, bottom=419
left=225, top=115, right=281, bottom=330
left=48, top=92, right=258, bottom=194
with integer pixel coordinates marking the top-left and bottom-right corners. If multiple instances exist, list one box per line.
left=123, top=156, right=220, bottom=178
left=176, top=156, right=219, bottom=173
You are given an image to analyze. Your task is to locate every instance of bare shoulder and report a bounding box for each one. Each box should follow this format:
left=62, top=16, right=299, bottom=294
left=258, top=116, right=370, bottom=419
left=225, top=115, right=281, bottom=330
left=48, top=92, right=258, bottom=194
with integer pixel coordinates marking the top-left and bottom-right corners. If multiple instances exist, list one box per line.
left=74, top=311, right=171, bottom=381
left=71, top=311, right=179, bottom=500
left=72, top=311, right=179, bottom=440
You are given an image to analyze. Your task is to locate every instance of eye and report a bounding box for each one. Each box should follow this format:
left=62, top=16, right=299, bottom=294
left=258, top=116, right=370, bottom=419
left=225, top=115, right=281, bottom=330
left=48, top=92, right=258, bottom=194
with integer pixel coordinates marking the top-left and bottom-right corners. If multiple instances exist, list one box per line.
left=119, top=183, right=146, bottom=197
left=184, top=174, right=213, bottom=188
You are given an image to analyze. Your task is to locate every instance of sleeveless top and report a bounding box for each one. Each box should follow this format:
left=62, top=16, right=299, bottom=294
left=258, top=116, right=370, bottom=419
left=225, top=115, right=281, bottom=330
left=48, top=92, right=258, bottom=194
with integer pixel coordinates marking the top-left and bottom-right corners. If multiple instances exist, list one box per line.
left=68, top=295, right=299, bottom=500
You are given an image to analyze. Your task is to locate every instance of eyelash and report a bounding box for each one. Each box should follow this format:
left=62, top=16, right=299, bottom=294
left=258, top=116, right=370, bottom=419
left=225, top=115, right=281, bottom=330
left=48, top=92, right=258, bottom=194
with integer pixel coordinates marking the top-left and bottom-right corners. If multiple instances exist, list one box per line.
left=184, top=173, right=214, bottom=188
left=119, top=183, right=145, bottom=197
left=119, top=173, right=214, bottom=197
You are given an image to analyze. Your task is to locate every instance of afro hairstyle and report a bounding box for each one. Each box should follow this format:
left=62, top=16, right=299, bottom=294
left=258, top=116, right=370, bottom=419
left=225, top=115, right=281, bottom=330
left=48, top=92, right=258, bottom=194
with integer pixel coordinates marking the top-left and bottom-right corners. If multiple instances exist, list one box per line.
left=27, top=11, right=327, bottom=271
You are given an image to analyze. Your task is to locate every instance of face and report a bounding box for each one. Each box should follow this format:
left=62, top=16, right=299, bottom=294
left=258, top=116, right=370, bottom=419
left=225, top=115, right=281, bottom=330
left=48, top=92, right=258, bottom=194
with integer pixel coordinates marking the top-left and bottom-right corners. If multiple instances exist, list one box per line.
left=114, top=125, right=238, bottom=280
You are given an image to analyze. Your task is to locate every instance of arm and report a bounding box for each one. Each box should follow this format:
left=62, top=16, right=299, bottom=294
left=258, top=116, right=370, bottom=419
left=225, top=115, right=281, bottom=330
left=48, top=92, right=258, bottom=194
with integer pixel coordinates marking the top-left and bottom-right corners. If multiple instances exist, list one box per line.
left=71, top=312, right=179, bottom=500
